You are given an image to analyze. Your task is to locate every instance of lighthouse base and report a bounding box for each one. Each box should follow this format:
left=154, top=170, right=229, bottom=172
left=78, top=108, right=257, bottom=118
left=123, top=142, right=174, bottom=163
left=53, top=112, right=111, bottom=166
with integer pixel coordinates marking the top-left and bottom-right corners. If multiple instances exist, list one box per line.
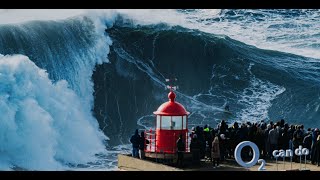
left=145, top=151, right=192, bottom=159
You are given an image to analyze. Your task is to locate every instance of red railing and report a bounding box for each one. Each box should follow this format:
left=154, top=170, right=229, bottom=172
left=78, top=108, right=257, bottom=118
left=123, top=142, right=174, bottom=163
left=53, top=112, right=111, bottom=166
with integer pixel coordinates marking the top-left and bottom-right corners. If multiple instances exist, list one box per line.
left=144, top=129, right=191, bottom=153
left=145, top=129, right=156, bottom=152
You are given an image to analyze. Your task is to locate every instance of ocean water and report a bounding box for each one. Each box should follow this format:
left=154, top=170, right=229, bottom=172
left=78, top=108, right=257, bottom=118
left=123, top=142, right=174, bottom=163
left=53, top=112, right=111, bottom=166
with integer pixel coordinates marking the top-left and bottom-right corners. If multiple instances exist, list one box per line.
left=0, top=9, right=319, bottom=170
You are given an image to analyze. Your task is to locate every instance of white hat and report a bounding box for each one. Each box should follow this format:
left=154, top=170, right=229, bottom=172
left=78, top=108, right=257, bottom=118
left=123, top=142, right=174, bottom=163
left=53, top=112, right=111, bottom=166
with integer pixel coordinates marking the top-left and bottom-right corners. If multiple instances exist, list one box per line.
left=267, top=124, right=272, bottom=129
left=220, top=134, right=225, bottom=140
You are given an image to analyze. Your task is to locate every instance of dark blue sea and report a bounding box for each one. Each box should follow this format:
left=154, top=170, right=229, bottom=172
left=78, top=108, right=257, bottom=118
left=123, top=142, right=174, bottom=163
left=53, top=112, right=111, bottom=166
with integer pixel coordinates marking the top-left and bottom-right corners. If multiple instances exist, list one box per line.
left=0, top=9, right=319, bottom=170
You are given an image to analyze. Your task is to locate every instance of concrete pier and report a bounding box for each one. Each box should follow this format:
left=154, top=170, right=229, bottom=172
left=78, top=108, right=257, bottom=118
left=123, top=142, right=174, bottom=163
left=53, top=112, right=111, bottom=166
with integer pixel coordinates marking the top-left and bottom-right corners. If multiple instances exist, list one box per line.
left=118, top=154, right=182, bottom=171
left=118, top=154, right=318, bottom=171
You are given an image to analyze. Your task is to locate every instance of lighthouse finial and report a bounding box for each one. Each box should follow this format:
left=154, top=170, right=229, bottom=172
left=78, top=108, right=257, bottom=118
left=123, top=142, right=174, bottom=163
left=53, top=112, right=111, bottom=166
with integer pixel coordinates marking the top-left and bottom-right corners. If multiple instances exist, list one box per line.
left=165, top=78, right=178, bottom=102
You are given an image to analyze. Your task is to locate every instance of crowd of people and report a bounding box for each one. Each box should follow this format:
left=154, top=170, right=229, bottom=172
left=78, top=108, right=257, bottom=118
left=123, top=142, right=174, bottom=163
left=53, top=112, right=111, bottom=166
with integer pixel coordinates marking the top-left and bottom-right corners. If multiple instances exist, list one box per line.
left=188, top=119, right=320, bottom=168
left=130, top=118, right=320, bottom=169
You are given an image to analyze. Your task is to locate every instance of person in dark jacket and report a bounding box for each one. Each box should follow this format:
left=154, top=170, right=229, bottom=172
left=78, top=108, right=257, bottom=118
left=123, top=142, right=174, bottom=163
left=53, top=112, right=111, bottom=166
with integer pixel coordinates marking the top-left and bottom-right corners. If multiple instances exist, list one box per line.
left=190, top=134, right=201, bottom=166
left=130, top=129, right=140, bottom=158
left=311, top=128, right=319, bottom=164
left=176, top=134, right=185, bottom=168
left=316, top=135, right=320, bottom=166
left=303, top=132, right=312, bottom=160
left=139, top=131, right=149, bottom=159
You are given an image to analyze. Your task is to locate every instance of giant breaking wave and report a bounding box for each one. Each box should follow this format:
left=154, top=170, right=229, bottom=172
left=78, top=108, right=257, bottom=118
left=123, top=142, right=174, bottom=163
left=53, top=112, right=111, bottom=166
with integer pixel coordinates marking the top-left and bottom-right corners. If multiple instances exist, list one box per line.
left=0, top=9, right=319, bottom=170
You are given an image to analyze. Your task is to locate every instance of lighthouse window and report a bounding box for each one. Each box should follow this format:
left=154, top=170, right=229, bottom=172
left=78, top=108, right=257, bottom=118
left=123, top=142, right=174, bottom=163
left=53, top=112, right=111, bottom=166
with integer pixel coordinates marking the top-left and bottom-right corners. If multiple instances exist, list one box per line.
left=183, top=115, right=187, bottom=129
left=172, top=116, right=183, bottom=130
left=161, top=116, right=171, bottom=130
left=157, top=116, right=161, bottom=129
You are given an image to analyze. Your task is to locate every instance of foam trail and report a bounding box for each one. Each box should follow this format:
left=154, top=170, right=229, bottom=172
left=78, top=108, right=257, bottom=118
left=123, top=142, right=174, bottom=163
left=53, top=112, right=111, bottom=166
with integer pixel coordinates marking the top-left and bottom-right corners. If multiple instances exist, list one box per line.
left=236, top=63, right=286, bottom=122
left=0, top=54, right=107, bottom=170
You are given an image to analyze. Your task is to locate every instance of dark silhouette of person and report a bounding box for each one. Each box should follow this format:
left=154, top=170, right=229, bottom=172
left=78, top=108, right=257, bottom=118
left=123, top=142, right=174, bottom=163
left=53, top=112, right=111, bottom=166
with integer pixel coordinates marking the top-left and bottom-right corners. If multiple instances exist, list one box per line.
left=130, top=129, right=140, bottom=158
left=176, top=134, right=185, bottom=168
left=311, top=128, right=319, bottom=164
left=315, top=135, right=320, bottom=166
left=190, top=134, right=201, bottom=166
left=224, top=105, right=230, bottom=112
left=139, top=131, right=149, bottom=159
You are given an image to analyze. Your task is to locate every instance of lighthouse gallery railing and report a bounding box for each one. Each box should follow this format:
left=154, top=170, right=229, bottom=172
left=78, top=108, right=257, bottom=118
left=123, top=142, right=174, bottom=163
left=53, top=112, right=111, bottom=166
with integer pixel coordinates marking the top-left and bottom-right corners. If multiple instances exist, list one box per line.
left=144, top=129, right=191, bottom=153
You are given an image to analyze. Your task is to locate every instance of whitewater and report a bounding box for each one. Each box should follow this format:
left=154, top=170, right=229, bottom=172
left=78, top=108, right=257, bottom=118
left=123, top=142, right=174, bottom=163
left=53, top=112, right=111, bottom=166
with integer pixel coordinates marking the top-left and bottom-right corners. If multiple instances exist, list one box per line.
left=0, top=9, right=319, bottom=170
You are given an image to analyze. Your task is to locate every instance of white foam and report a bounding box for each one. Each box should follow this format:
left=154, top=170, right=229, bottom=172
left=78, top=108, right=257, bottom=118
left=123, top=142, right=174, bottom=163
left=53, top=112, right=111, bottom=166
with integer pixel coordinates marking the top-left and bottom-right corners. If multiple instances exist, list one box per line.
left=114, top=9, right=320, bottom=59
left=0, top=10, right=120, bottom=170
left=0, top=54, right=107, bottom=170
left=236, top=63, right=286, bottom=122
left=2, top=9, right=319, bottom=59
left=0, top=9, right=88, bottom=25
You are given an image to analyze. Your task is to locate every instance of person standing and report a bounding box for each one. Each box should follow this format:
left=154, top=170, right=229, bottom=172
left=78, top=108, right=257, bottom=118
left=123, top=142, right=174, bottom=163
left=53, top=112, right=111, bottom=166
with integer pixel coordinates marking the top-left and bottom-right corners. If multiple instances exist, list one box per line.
left=311, top=129, right=319, bottom=164
left=176, top=134, right=185, bottom=168
left=190, top=134, right=201, bottom=166
left=268, top=124, right=279, bottom=158
left=212, top=135, right=220, bottom=168
left=130, top=129, right=140, bottom=158
left=139, top=131, right=149, bottom=159
left=316, top=134, right=320, bottom=166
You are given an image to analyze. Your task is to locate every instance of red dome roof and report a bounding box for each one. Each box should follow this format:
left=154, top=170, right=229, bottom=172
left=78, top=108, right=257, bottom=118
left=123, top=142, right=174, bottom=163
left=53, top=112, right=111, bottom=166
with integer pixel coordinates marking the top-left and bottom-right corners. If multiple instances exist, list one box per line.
left=153, top=91, right=190, bottom=116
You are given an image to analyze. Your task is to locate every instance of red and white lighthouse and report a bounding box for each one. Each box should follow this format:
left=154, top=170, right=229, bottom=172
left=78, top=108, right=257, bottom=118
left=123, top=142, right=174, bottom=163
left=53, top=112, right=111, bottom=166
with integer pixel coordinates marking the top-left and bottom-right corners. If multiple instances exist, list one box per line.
left=151, top=87, right=190, bottom=154
left=144, top=79, right=191, bottom=160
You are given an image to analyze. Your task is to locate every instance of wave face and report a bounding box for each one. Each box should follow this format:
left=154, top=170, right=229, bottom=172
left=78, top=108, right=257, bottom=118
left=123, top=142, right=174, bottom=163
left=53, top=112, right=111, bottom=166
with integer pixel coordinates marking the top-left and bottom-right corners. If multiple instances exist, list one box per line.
left=0, top=9, right=320, bottom=170
left=97, top=22, right=320, bottom=146
left=174, top=9, right=320, bottom=59
left=0, top=15, right=112, bottom=170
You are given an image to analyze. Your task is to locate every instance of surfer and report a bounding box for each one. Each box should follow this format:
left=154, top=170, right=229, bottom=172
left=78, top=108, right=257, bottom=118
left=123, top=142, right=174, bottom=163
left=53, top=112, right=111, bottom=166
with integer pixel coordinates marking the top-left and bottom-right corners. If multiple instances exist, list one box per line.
left=224, top=104, right=232, bottom=115
left=224, top=105, right=230, bottom=112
